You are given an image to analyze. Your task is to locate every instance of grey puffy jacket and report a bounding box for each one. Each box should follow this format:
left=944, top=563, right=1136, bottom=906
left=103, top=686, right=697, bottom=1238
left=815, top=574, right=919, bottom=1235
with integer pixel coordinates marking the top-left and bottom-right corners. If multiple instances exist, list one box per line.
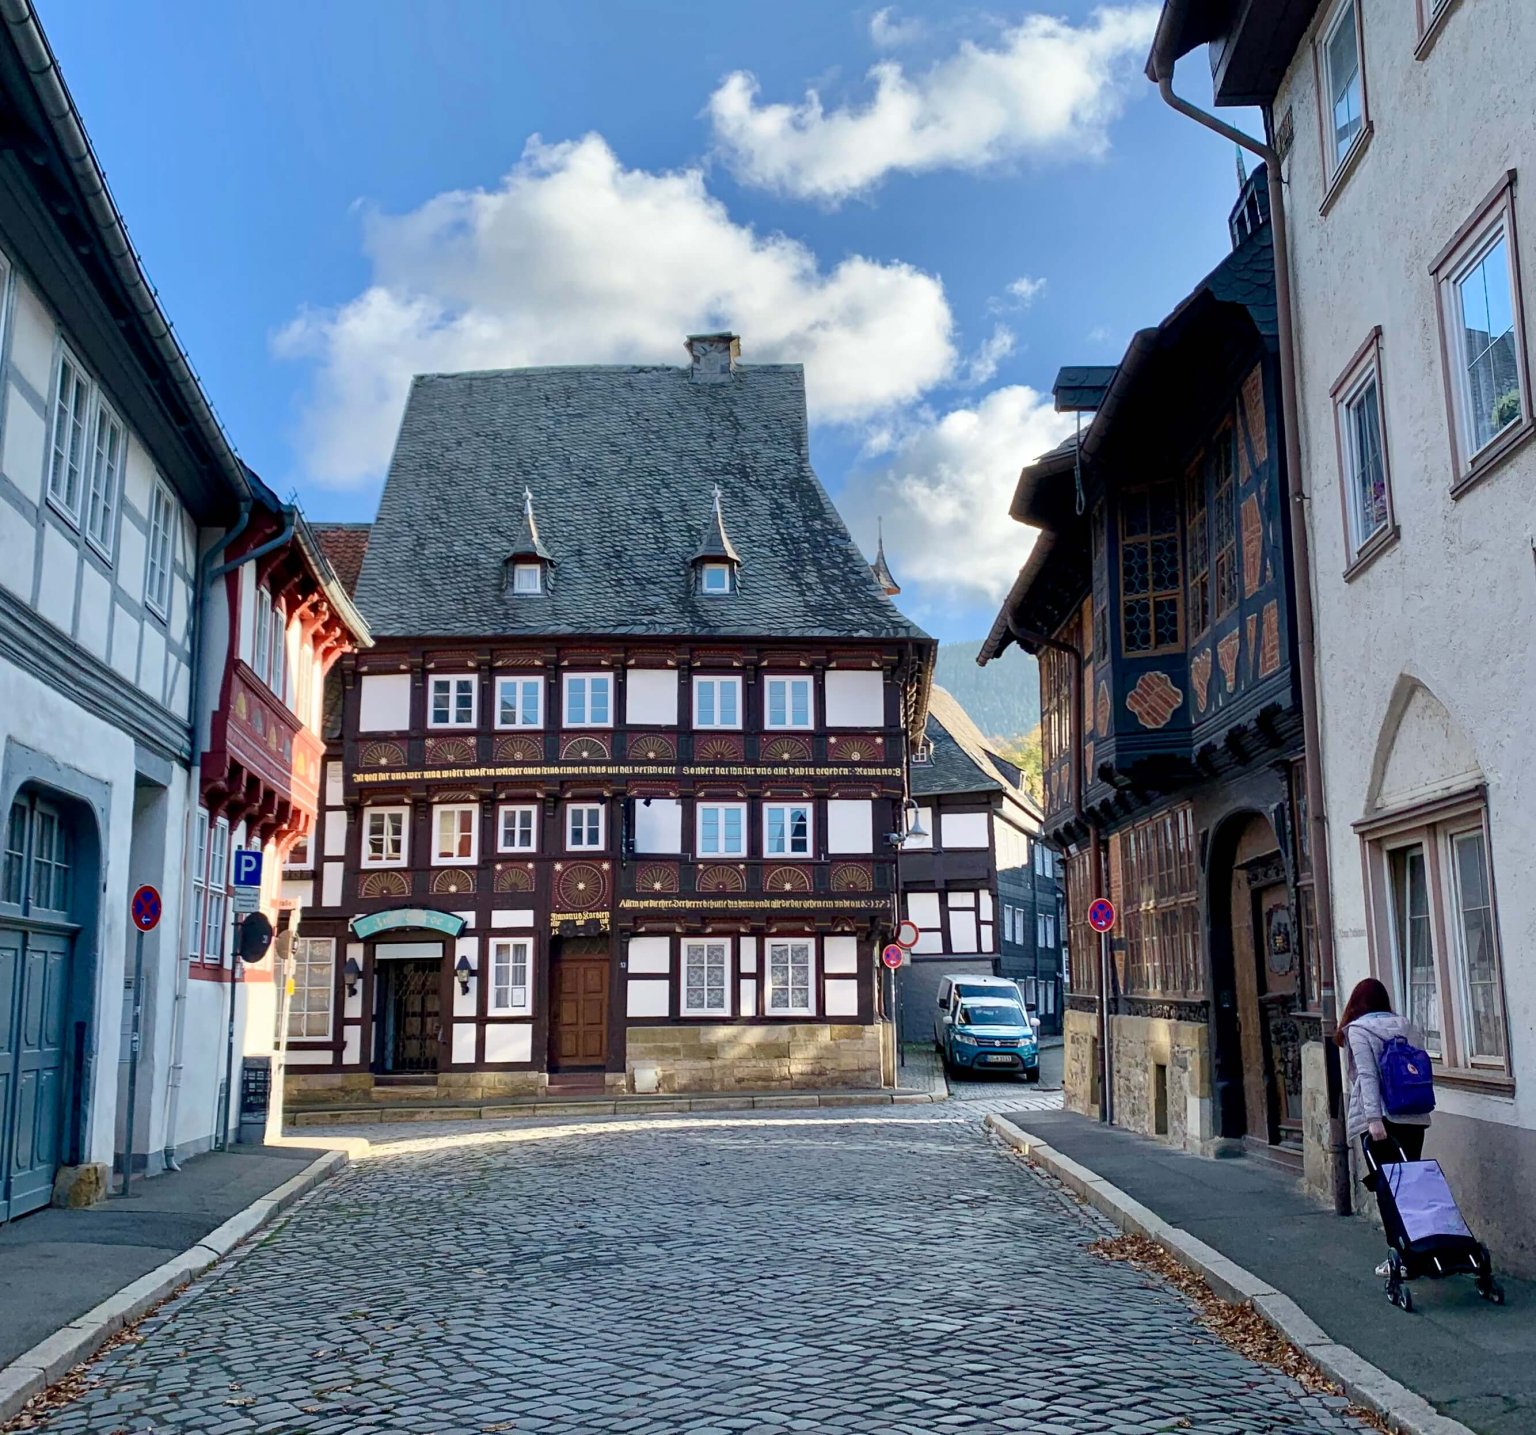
left=1344, top=1010, right=1432, bottom=1140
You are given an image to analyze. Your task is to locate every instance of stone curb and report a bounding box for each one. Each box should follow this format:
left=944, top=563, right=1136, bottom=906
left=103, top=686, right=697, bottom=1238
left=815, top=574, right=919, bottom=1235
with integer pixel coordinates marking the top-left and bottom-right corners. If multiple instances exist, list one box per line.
left=0, top=1149, right=348, bottom=1426
left=985, top=1116, right=1479, bottom=1435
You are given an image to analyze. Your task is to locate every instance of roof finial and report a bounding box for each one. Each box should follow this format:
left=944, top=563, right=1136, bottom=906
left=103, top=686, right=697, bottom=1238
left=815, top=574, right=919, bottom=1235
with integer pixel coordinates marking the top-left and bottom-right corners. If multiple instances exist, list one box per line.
left=712, top=483, right=723, bottom=512
left=692, top=483, right=741, bottom=566
left=870, top=518, right=901, bottom=597
left=1235, top=142, right=1248, bottom=190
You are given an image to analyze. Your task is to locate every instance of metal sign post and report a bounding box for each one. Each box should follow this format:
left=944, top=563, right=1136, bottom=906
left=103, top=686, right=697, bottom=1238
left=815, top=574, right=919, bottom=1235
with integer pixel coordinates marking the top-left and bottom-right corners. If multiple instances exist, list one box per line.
left=120, top=886, right=162, bottom=1198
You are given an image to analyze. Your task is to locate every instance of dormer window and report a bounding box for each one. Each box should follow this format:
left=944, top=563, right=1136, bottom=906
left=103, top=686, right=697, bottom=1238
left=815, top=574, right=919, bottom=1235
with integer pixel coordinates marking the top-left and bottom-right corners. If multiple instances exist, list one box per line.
left=505, top=487, right=554, bottom=596
left=691, top=484, right=741, bottom=595
left=511, top=562, right=543, bottom=595
left=700, top=562, right=732, bottom=595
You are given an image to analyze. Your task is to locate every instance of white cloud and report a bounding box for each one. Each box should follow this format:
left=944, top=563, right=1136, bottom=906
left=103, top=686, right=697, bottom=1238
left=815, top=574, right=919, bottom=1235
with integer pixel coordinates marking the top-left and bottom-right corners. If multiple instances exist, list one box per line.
left=276, top=134, right=957, bottom=488
left=869, top=7, right=926, bottom=49
left=961, top=324, right=1016, bottom=385
left=841, top=385, right=1073, bottom=607
left=1005, top=275, right=1047, bottom=306
left=708, top=5, right=1159, bottom=204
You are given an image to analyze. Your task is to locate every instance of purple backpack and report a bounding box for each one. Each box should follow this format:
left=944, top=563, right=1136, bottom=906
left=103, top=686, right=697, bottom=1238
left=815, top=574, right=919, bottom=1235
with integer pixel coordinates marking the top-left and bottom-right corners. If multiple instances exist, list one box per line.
left=1379, top=1035, right=1436, bottom=1118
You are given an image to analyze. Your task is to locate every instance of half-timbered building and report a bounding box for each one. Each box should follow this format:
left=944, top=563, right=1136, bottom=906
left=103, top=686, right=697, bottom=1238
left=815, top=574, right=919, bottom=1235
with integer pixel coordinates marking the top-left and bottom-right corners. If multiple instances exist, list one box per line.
left=982, top=170, right=1323, bottom=1173
left=286, top=336, right=933, bottom=1102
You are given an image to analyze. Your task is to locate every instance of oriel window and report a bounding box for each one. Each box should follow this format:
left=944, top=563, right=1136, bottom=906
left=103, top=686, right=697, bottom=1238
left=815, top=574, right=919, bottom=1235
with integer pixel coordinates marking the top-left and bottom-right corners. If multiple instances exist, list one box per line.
left=1119, top=482, right=1182, bottom=654
left=1210, top=431, right=1238, bottom=617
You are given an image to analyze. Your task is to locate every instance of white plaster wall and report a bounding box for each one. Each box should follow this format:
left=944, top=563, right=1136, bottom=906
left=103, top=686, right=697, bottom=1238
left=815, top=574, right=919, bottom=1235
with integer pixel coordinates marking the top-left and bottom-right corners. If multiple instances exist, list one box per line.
left=826, top=799, right=874, bottom=854
left=627, top=979, right=669, bottom=1018
left=824, top=670, right=884, bottom=727
left=633, top=798, right=682, bottom=854
left=941, top=811, right=990, bottom=850
left=1275, top=0, right=1536, bottom=1131
left=823, top=936, right=858, bottom=974
left=627, top=936, right=671, bottom=974
left=625, top=668, right=678, bottom=726
left=359, top=673, right=411, bottom=730
left=485, top=1025, right=532, bottom=1063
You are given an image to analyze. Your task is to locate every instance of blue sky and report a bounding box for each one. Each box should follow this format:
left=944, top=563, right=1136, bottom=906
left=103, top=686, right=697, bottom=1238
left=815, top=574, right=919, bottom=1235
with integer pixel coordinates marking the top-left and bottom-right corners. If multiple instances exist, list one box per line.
left=40, top=1, right=1247, bottom=643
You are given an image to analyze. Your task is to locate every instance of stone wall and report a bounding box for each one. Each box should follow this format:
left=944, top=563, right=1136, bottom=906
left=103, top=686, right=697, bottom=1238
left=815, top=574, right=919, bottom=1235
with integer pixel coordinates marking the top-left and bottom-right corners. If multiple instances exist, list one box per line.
left=1062, top=1007, right=1099, bottom=1118
left=627, top=1022, right=884, bottom=1092
left=1301, top=1041, right=1336, bottom=1204
left=1108, top=1014, right=1211, bottom=1153
left=284, top=1070, right=549, bottom=1105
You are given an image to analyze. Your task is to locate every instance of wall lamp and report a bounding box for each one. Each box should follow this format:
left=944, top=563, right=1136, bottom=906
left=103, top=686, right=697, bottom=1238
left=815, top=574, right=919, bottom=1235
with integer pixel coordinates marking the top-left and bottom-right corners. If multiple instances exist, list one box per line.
left=342, top=956, right=363, bottom=998
left=885, top=799, right=928, bottom=848
left=455, top=954, right=477, bottom=995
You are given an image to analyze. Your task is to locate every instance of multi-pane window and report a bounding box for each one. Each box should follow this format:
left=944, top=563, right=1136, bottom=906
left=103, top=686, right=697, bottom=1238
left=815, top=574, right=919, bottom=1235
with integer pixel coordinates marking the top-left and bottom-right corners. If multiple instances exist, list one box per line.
left=285, top=937, right=334, bottom=1040
left=1064, top=849, right=1098, bottom=995
left=1435, top=189, right=1528, bottom=476
left=1119, top=482, right=1182, bottom=653
left=204, top=819, right=230, bottom=963
left=27, top=803, right=70, bottom=913
left=1372, top=802, right=1509, bottom=1073
left=1186, top=462, right=1210, bottom=636
left=564, top=674, right=613, bottom=727
left=489, top=938, right=532, bottom=1013
left=683, top=940, right=729, bottom=1014
left=188, top=808, right=209, bottom=961
left=693, top=676, right=741, bottom=729
left=697, top=803, right=746, bottom=857
left=47, top=349, right=90, bottom=519
left=1118, top=805, right=1200, bottom=996
left=2, top=800, right=26, bottom=905
left=270, top=602, right=288, bottom=704
left=1337, top=355, right=1391, bottom=557
left=764, top=802, right=812, bottom=857
left=1210, top=432, right=1238, bottom=617
left=767, top=939, right=814, bottom=1015
left=1037, top=912, right=1057, bottom=948
left=284, top=835, right=311, bottom=871
left=498, top=804, right=538, bottom=853
left=363, top=808, right=408, bottom=867
left=433, top=804, right=478, bottom=864
left=145, top=483, right=175, bottom=617
left=764, top=675, right=813, bottom=729
left=566, top=803, right=605, bottom=850
left=252, top=589, right=272, bottom=685
left=85, top=401, right=124, bottom=556
left=1321, top=0, right=1364, bottom=169
left=429, top=675, right=477, bottom=728
left=496, top=676, right=542, bottom=728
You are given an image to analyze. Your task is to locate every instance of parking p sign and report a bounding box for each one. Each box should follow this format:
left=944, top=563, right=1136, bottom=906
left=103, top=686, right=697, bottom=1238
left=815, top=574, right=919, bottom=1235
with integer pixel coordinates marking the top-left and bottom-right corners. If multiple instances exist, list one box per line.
left=233, top=848, right=263, bottom=888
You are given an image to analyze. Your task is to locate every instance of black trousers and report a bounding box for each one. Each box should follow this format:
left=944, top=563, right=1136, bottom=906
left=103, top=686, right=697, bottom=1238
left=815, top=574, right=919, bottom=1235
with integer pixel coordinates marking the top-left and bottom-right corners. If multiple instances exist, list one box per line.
left=1363, top=1122, right=1426, bottom=1189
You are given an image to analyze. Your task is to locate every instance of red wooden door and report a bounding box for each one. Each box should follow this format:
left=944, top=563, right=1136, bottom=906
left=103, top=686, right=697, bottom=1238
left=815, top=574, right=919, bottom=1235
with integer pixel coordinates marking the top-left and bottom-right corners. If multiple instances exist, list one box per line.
left=550, top=957, right=608, bottom=1069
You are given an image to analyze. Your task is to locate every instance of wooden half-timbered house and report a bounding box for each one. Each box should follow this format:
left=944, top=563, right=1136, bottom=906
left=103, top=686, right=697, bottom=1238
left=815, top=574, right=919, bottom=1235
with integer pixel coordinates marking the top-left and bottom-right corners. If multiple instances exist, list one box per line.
left=982, top=170, right=1323, bottom=1172
left=285, top=336, right=934, bottom=1102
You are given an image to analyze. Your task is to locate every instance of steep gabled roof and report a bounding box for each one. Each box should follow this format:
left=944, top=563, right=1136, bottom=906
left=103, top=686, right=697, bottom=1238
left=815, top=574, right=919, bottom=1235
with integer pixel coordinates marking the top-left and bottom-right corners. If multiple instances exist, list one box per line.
left=354, top=363, right=928, bottom=642
left=312, top=523, right=371, bottom=599
left=913, top=685, right=1040, bottom=824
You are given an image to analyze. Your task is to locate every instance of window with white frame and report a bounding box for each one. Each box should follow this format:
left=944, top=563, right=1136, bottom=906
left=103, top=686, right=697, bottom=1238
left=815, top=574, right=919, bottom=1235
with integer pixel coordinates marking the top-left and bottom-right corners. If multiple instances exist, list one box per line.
left=564, top=673, right=612, bottom=727
left=433, top=804, right=478, bottom=864
left=1318, top=0, right=1366, bottom=175
left=203, top=818, right=230, bottom=964
left=496, top=675, right=542, bottom=728
left=285, top=937, right=334, bottom=1039
left=511, top=562, right=543, bottom=594
left=693, top=675, right=741, bottom=729
left=363, top=807, right=408, bottom=867
left=566, top=803, right=604, bottom=850
left=696, top=802, right=746, bottom=857
left=188, top=807, right=209, bottom=963
left=1038, top=912, right=1057, bottom=948
left=270, top=601, right=288, bottom=704
left=251, top=587, right=272, bottom=685
left=1334, top=341, right=1392, bottom=560
left=284, top=835, right=312, bottom=870
left=429, top=674, right=477, bottom=728
left=1370, top=801, right=1510, bottom=1073
left=683, top=939, right=730, bottom=1014
left=1433, top=180, right=1529, bottom=479
left=766, top=939, right=814, bottom=1015
left=764, top=675, right=813, bottom=729
left=85, top=399, right=124, bottom=557
left=47, top=348, right=90, bottom=520
left=489, top=937, right=532, bottom=1014
left=145, top=482, right=175, bottom=617
left=700, top=562, right=732, bottom=594
left=498, top=804, right=538, bottom=853
left=763, top=802, right=812, bottom=857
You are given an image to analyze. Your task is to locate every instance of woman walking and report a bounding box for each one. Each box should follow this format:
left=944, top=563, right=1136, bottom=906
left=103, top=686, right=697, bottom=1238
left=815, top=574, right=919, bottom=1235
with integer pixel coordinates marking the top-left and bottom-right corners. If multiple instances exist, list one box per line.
left=1336, top=976, right=1433, bottom=1274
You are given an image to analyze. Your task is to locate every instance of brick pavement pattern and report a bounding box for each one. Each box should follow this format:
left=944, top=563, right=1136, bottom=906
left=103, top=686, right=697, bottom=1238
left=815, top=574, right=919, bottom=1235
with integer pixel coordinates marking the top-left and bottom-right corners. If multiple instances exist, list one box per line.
left=19, top=1111, right=1373, bottom=1435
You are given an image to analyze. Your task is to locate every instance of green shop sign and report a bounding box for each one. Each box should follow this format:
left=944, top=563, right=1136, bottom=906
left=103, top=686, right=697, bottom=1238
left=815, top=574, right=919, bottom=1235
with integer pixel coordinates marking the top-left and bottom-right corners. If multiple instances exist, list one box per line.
left=350, top=908, right=467, bottom=940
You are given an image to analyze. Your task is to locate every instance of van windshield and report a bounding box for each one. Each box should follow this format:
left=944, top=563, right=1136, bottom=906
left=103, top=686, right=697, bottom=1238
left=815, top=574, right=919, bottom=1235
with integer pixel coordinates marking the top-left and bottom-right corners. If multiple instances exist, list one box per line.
left=960, top=1002, right=1025, bottom=1028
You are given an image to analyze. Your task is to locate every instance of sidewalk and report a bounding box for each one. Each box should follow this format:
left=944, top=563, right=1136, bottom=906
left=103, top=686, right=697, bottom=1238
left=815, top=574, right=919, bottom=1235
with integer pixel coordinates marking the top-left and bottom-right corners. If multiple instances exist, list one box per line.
left=0, top=1144, right=331, bottom=1372
left=1007, top=1110, right=1534, bottom=1435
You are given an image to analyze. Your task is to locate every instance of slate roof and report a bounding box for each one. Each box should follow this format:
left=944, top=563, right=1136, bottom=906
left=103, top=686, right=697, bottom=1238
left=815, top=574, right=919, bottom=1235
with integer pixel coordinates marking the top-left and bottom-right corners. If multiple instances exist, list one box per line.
left=913, top=685, right=1039, bottom=823
left=313, top=523, right=371, bottom=598
left=353, top=364, right=928, bottom=642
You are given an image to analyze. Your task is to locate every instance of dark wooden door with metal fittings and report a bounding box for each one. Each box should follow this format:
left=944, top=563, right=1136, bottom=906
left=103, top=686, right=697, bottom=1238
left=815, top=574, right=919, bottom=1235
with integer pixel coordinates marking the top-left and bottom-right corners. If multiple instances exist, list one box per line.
left=550, top=956, right=608, bottom=1070
left=385, top=960, right=441, bottom=1074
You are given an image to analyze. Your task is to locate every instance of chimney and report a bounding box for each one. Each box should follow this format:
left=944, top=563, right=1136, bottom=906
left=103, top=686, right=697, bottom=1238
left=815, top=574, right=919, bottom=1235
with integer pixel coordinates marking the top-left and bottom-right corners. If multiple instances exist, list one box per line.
left=686, top=332, right=740, bottom=383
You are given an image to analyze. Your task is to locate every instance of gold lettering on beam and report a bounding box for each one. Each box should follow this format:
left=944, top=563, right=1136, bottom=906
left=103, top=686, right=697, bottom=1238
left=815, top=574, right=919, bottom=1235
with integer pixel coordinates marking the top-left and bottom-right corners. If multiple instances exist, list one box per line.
left=351, top=763, right=904, bottom=785
left=619, top=896, right=886, bottom=912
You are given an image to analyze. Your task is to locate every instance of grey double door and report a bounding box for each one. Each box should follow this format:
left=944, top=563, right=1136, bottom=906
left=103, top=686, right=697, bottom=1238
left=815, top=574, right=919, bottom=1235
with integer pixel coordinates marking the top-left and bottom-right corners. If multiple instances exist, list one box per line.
left=0, top=921, right=71, bottom=1221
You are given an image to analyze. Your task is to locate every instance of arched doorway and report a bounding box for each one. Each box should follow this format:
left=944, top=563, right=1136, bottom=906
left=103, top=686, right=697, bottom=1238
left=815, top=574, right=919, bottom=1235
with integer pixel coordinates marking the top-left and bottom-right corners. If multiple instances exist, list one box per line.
left=1, top=787, right=98, bottom=1220
left=1208, top=811, right=1302, bottom=1155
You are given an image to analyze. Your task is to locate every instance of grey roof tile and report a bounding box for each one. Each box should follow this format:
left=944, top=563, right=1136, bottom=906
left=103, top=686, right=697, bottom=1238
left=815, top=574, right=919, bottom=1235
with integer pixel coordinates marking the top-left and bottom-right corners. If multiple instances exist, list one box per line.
left=354, top=363, right=928, bottom=642
left=913, top=686, right=1040, bottom=823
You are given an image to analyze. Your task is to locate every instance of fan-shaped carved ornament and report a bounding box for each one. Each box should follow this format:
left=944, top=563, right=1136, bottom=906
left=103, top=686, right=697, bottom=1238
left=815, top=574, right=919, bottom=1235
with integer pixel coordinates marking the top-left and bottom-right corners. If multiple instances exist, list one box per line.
left=635, top=862, right=679, bottom=894
left=764, top=865, right=813, bottom=893
left=426, top=737, right=475, bottom=766
left=495, top=735, right=543, bottom=763
left=628, top=733, right=677, bottom=762
left=359, top=870, right=410, bottom=899
left=695, top=735, right=745, bottom=762
left=557, top=862, right=607, bottom=910
left=360, top=741, right=405, bottom=768
left=831, top=862, right=874, bottom=892
left=696, top=864, right=746, bottom=893
left=431, top=868, right=476, bottom=895
left=560, top=735, right=611, bottom=761
left=761, top=735, right=812, bottom=763
left=495, top=866, right=535, bottom=893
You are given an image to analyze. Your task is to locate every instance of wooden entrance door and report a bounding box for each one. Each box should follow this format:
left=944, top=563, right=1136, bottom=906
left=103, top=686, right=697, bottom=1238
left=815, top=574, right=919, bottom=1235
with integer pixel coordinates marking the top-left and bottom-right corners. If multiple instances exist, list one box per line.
left=384, top=960, right=441, bottom=1074
left=1256, top=881, right=1304, bottom=1146
left=0, top=924, right=71, bottom=1221
left=550, top=954, right=608, bottom=1070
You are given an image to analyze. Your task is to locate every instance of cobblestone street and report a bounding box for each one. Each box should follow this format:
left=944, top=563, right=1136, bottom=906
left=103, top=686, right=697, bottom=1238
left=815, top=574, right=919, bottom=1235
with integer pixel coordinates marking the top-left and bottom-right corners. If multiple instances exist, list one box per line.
left=14, top=1109, right=1376, bottom=1435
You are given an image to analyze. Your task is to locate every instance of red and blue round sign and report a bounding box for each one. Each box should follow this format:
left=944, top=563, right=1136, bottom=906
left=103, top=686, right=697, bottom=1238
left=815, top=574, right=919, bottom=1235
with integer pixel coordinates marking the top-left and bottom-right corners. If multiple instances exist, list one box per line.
left=881, top=943, right=906, bottom=970
left=1087, top=897, right=1116, bottom=934
left=131, top=885, right=162, bottom=932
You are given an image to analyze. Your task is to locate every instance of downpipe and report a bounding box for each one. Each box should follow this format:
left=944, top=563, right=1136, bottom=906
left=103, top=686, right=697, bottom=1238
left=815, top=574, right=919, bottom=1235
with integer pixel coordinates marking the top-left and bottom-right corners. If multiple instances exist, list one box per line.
left=1151, top=63, right=1350, bottom=1214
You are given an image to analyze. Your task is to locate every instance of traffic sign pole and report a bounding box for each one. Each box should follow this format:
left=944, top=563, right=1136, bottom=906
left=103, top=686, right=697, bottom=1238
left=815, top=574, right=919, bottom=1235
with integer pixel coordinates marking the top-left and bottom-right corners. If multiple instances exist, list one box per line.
left=118, top=885, right=161, bottom=1200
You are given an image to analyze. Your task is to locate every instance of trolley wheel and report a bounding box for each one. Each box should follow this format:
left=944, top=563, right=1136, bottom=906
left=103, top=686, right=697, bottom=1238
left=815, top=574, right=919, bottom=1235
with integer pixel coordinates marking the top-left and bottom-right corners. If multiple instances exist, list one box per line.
left=1389, top=1282, right=1414, bottom=1312
left=1477, top=1275, right=1506, bottom=1305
